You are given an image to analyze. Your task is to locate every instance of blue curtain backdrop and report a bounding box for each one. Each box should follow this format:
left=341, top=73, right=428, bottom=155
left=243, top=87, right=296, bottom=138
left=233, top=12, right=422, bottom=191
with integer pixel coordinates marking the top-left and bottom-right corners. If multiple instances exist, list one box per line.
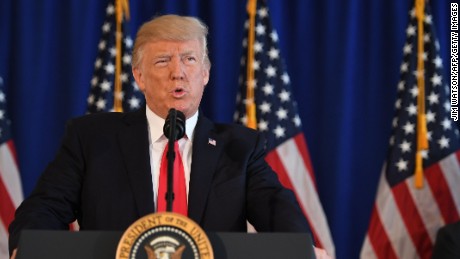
left=0, top=0, right=451, bottom=258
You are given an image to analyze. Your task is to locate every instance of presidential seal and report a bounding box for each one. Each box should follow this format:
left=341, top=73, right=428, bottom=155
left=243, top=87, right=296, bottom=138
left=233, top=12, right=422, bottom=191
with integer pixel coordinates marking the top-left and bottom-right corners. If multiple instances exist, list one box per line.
left=116, top=212, right=214, bottom=259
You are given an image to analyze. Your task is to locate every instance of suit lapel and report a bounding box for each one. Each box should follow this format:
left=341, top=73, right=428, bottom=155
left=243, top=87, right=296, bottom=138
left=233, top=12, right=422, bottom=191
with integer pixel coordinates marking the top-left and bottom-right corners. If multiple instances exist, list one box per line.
left=117, top=108, right=155, bottom=217
left=188, top=115, right=222, bottom=223
left=116, top=110, right=222, bottom=222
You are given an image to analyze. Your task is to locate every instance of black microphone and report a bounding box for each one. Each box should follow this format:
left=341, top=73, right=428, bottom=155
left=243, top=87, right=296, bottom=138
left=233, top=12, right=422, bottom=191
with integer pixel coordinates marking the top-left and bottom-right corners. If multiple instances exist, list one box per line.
left=163, top=108, right=186, bottom=141
left=162, top=108, right=186, bottom=212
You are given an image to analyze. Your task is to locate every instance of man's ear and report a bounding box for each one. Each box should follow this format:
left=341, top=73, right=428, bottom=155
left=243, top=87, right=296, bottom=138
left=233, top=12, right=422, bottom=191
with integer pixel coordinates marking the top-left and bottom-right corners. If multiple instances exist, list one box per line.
left=132, top=67, right=145, bottom=92
left=202, top=68, right=210, bottom=86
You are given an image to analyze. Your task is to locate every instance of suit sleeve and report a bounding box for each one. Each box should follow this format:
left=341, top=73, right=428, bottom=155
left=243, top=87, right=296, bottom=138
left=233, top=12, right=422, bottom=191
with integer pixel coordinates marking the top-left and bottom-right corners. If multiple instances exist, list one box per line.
left=432, top=221, right=460, bottom=259
left=8, top=119, right=84, bottom=253
left=245, top=131, right=311, bottom=234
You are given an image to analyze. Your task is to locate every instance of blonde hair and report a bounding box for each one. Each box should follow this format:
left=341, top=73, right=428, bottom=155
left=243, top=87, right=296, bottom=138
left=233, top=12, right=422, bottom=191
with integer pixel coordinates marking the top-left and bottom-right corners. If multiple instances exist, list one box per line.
left=132, top=14, right=210, bottom=69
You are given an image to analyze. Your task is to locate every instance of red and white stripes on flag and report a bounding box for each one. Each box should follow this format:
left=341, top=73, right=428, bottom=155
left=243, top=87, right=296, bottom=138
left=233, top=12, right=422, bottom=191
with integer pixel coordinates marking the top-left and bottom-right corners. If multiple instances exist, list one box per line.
left=361, top=152, right=460, bottom=258
left=266, top=133, right=335, bottom=256
left=0, top=76, right=24, bottom=257
left=0, top=139, right=23, bottom=257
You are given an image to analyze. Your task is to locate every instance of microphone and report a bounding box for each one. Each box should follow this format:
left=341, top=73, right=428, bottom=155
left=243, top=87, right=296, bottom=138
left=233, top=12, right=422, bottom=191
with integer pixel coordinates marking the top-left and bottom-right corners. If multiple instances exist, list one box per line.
left=163, top=109, right=186, bottom=141
left=162, top=108, right=186, bottom=212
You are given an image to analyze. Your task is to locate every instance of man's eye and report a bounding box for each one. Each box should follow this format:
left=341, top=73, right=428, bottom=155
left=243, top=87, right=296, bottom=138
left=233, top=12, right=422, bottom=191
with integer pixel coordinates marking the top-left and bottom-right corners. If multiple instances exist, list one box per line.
left=184, top=56, right=197, bottom=64
left=155, top=59, right=168, bottom=66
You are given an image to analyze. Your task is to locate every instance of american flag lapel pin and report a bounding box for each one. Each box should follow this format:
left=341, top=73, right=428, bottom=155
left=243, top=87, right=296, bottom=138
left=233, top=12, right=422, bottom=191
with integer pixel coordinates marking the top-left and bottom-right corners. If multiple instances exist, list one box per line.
left=208, top=138, right=216, bottom=146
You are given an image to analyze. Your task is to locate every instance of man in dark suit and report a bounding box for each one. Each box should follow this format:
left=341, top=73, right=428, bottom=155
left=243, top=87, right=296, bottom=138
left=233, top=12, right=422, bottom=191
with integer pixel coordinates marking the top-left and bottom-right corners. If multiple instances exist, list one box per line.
left=432, top=221, right=460, bottom=259
left=9, top=14, right=327, bottom=258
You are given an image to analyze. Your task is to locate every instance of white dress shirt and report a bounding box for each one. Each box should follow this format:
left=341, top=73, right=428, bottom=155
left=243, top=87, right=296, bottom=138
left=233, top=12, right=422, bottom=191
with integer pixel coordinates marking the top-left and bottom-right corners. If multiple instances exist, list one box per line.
left=145, top=107, right=198, bottom=209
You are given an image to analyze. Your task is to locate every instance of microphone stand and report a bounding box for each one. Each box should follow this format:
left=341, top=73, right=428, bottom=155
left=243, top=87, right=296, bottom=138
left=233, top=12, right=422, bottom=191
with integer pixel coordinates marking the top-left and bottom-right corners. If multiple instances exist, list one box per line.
left=165, top=110, right=178, bottom=212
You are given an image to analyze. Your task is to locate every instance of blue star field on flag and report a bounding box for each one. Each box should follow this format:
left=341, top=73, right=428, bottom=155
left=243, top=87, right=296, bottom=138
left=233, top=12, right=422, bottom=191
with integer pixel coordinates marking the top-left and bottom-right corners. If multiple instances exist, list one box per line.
left=87, top=3, right=144, bottom=113
left=234, top=1, right=302, bottom=151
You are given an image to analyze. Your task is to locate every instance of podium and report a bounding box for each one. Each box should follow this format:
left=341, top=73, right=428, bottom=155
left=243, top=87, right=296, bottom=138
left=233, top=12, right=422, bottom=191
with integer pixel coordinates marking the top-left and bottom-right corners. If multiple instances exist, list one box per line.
left=16, top=230, right=315, bottom=259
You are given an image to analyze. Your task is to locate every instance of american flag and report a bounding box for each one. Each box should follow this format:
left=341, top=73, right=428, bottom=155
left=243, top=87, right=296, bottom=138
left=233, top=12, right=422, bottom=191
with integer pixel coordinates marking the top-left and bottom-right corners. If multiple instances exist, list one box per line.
left=234, top=0, right=335, bottom=256
left=361, top=4, right=460, bottom=259
left=87, top=2, right=144, bottom=113
left=0, top=77, right=23, bottom=258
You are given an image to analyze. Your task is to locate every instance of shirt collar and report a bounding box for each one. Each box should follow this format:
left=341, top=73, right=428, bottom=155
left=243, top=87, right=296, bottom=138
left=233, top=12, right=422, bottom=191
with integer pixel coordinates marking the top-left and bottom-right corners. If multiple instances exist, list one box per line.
left=146, top=106, right=198, bottom=143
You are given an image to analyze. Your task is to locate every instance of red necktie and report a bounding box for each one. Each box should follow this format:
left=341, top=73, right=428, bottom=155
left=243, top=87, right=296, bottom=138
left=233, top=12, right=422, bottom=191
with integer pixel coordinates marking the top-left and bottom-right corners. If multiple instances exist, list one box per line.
left=157, top=141, right=188, bottom=216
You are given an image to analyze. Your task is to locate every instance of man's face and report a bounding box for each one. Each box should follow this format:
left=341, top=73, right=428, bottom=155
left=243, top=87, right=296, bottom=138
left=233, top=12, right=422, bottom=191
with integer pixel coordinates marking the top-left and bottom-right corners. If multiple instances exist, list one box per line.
left=133, top=39, right=210, bottom=119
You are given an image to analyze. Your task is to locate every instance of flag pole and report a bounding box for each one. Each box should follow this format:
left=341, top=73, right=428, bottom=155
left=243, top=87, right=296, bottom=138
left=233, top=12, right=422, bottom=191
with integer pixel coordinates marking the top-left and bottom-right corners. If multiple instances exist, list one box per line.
left=114, top=0, right=130, bottom=112
left=245, top=0, right=257, bottom=129
left=414, top=0, right=428, bottom=188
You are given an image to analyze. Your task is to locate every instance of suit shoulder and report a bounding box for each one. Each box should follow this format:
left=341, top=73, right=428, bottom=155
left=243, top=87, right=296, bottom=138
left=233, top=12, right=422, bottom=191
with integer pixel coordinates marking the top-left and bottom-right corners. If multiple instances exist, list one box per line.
left=73, top=112, right=124, bottom=122
left=68, top=112, right=124, bottom=128
left=213, top=122, right=259, bottom=136
left=67, top=111, right=145, bottom=134
left=195, top=115, right=265, bottom=148
left=211, top=123, right=265, bottom=149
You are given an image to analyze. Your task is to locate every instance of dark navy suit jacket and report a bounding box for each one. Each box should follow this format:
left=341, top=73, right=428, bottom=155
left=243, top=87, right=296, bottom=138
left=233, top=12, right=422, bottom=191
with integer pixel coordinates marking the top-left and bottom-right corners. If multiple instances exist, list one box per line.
left=432, top=221, right=460, bottom=259
left=9, top=108, right=310, bottom=252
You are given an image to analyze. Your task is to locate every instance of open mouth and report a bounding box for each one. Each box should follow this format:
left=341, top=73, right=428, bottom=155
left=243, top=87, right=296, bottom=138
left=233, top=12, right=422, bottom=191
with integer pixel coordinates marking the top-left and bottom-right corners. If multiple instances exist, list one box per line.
left=171, top=88, right=186, bottom=97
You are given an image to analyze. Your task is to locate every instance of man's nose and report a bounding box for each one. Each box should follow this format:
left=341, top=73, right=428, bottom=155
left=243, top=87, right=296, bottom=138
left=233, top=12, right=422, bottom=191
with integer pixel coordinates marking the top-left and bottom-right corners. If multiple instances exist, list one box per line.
left=170, top=58, right=185, bottom=80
